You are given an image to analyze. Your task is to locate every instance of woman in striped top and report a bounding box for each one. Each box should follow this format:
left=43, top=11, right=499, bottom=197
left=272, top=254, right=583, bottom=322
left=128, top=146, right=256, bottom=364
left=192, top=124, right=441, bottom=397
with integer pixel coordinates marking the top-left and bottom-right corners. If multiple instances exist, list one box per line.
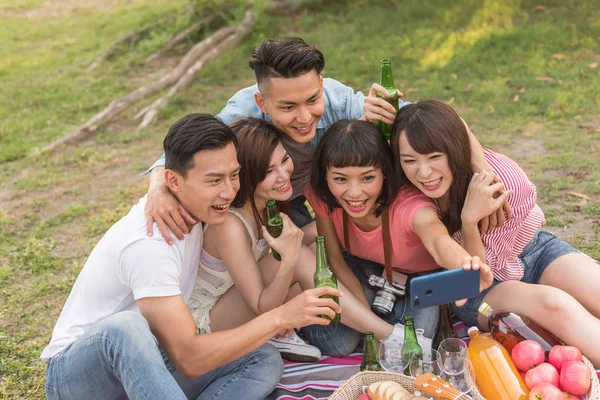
left=391, top=99, right=600, bottom=366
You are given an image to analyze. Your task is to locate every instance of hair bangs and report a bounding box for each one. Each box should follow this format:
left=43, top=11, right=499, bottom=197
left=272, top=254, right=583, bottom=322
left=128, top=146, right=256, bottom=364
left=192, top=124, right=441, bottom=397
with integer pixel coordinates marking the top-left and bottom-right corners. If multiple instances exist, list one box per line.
left=324, top=130, right=380, bottom=171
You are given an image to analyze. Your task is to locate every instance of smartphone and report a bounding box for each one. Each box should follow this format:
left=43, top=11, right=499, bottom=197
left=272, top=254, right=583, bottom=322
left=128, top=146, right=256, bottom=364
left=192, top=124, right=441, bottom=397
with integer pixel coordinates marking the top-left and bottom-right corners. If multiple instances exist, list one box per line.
left=409, top=268, right=480, bottom=310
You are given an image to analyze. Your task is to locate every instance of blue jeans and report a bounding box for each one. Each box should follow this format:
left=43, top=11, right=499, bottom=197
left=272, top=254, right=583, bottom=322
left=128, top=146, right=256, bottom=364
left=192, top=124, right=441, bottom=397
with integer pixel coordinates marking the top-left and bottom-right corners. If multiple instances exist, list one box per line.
left=300, top=253, right=440, bottom=356
left=45, top=311, right=283, bottom=400
left=452, top=230, right=582, bottom=328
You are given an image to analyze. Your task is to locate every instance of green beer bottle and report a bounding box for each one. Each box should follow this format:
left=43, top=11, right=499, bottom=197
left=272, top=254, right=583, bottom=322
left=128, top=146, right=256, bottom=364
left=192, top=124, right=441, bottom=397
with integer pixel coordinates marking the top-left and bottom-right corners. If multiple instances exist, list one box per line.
left=401, top=316, right=422, bottom=375
left=266, top=198, right=283, bottom=261
left=360, top=332, right=382, bottom=371
left=314, top=236, right=341, bottom=324
left=377, top=58, right=399, bottom=141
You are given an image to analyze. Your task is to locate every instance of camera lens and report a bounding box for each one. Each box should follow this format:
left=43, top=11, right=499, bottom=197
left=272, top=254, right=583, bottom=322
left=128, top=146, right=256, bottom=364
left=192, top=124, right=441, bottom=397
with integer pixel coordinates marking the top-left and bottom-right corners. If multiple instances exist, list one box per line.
left=371, top=289, right=396, bottom=318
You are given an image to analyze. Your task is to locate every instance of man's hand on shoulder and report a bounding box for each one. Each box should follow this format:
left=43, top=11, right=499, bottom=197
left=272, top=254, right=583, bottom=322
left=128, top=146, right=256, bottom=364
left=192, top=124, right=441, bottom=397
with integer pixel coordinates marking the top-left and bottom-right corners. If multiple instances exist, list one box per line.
left=145, top=167, right=196, bottom=245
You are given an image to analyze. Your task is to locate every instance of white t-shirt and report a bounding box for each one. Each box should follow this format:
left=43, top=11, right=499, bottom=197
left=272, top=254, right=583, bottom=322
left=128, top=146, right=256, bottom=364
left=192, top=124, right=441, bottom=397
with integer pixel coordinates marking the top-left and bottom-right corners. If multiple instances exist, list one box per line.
left=41, top=196, right=203, bottom=360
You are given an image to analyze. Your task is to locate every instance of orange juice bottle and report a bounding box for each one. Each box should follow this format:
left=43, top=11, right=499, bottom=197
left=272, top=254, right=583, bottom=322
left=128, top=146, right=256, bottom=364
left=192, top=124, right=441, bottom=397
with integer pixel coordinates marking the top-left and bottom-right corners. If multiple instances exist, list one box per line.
left=467, top=327, right=529, bottom=400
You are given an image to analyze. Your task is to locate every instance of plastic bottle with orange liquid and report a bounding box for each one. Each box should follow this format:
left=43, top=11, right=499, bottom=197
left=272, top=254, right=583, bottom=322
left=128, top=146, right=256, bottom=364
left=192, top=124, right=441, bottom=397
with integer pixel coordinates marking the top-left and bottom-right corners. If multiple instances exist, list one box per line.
left=467, top=327, right=529, bottom=400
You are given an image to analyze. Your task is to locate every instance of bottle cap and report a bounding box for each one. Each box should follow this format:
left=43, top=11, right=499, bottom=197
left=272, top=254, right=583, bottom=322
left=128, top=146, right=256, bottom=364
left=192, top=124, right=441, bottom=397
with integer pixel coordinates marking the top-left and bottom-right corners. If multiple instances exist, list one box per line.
left=467, top=326, right=480, bottom=335
left=478, top=302, right=491, bottom=315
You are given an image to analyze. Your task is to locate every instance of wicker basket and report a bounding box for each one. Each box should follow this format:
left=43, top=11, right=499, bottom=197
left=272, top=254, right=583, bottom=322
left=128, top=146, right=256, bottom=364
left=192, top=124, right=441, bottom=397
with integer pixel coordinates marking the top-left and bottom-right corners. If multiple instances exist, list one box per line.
left=329, top=370, right=485, bottom=400
left=329, top=357, right=599, bottom=400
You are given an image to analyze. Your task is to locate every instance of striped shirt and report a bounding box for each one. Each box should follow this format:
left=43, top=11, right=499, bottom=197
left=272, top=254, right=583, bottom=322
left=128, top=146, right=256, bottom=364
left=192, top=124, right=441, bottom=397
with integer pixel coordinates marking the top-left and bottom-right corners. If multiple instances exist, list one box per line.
left=453, top=148, right=545, bottom=281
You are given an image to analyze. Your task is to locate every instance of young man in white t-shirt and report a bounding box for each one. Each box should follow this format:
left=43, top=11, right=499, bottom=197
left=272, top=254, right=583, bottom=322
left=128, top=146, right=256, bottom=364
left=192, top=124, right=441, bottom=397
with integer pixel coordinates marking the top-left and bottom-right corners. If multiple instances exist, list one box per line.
left=41, top=114, right=341, bottom=400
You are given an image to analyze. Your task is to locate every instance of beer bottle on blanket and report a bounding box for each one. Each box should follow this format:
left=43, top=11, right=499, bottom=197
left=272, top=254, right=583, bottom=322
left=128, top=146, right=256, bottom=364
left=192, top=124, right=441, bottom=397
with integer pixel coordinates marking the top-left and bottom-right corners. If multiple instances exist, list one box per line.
left=402, top=316, right=423, bottom=375
left=314, top=236, right=341, bottom=324
left=378, top=58, right=399, bottom=141
left=360, top=332, right=382, bottom=371
left=266, top=198, right=283, bottom=261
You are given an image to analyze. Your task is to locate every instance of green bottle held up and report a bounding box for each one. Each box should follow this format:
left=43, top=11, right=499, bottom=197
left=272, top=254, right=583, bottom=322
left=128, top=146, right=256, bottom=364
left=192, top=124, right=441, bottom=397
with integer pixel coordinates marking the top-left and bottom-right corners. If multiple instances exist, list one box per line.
left=401, top=316, right=422, bottom=375
left=377, top=58, right=399, bottom=141
left=360, top=332, right=382, bottom=371
left=314, top=236, right=341, bottom=324
left=266, top=198, right=283, bottom=261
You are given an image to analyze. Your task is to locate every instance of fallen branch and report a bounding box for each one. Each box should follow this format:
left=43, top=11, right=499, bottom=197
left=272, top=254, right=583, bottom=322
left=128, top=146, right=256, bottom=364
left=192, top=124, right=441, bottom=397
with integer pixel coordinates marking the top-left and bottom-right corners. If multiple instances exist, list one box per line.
left=41, top=15, right=251, bottom=153
left=87, top=15, right=176, bottom=72
left=146, top=14, right=217, bottom=64
left=137, top=11, right=255, bottom=129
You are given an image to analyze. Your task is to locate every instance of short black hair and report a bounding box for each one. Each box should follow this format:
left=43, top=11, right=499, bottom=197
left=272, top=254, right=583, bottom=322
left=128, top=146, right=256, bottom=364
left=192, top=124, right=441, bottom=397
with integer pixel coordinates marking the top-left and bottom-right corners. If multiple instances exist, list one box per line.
left=310, top=120, right=399, bottom=217
left=249, top=37, right=325, bottom=88
left=163, top=113, right=237, bottom=178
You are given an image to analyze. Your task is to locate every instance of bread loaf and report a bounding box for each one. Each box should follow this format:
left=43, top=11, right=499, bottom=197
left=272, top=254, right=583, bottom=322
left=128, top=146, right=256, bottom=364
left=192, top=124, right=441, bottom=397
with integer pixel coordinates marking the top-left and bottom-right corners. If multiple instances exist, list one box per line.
left=365, top=380, right=412, bottom=400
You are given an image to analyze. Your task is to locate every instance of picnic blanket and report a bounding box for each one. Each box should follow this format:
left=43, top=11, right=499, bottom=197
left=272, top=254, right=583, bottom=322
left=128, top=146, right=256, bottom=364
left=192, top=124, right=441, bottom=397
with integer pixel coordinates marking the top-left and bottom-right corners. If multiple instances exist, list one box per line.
left=267, top=319, right=600, bottom=400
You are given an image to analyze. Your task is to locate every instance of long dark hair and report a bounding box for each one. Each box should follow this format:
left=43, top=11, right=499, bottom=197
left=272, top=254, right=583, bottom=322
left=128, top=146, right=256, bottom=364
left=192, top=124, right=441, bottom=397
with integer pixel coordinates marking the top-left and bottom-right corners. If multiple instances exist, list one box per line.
left=230, top=117, right=285, bottom=227
left=310, top=119, right=399, bottom=217
left=390, top=99, right=472, bottom=235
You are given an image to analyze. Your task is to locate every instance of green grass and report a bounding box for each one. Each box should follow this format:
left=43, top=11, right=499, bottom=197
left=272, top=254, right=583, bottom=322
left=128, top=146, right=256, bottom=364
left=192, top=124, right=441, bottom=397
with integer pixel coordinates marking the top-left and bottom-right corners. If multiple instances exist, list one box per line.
left=1, top=0, right=599, bottom=397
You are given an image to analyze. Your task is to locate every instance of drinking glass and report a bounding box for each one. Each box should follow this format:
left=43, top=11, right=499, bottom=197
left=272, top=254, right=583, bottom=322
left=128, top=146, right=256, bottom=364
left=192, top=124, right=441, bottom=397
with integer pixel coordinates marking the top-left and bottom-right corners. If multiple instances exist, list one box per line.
left=408, top=349, right=444, bottom=378
left=377, top=341, right=407, bottom=373
left=438, top=338, right=467, bottom=359
left=440, top=356, right=475, bottom=394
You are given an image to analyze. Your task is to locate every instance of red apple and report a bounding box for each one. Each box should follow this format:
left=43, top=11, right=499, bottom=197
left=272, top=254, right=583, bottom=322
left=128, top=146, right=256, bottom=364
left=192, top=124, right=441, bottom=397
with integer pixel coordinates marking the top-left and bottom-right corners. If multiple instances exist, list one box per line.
left=562, top=391, right=581, bottom=399
left=513, top=340, right=546, bottom=371
left=520, top=370, right=528, bottom=381
left=529, top=383, right=564, bottom=400
left=559, top=361, right=591, bottom=396
left=525, top=363, right=560, bottom=389
left=548, top=346, right=582, bottom=373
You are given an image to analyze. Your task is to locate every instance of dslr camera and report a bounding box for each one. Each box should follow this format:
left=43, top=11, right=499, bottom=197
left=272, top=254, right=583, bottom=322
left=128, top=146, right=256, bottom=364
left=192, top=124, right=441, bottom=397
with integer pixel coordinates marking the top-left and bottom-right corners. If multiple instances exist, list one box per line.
left=368, top=272, right=408, bottom=318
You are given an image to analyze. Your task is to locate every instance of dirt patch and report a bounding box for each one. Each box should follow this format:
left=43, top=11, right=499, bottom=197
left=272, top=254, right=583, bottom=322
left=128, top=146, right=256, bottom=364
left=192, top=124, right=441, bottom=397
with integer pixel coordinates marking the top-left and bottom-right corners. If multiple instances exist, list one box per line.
left=543, top=218, right=599, bottom=245
left=0, top=0, right=122, bottom=19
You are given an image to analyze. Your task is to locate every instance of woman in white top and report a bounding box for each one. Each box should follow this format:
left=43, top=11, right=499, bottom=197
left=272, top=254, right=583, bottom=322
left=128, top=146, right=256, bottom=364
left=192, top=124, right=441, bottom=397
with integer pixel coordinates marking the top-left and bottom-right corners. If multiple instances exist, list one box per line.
left=188, top=117, right=320, bottom=361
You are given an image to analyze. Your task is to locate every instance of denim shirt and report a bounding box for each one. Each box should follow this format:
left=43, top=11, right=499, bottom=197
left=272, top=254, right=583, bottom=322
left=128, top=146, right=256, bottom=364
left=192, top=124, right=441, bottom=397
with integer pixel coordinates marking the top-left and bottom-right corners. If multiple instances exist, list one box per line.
left=143, top=78, right=367, bottom=173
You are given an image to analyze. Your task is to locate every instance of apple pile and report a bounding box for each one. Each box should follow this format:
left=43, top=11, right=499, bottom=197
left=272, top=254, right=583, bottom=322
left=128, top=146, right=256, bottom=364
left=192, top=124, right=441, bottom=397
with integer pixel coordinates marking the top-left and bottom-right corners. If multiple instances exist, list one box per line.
left=510, top=340, right=592, bottom=399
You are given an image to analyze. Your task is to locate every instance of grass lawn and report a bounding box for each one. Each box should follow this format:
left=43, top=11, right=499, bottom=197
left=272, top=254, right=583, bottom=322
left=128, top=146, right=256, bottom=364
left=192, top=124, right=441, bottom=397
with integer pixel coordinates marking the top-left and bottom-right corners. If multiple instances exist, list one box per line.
left=1, top=0, right=599, bottom=397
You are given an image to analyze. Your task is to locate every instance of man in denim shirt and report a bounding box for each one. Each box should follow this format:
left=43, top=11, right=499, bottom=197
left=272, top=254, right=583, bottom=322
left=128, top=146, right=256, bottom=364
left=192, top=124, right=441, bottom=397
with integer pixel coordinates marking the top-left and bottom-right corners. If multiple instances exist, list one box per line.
left=143, top=37, right=398, bottom=243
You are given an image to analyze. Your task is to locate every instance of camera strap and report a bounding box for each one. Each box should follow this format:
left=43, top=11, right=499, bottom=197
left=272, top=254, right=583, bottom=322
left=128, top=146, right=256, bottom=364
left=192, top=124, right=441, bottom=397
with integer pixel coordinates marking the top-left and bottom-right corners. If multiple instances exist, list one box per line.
left=343, top=208, right=393, bottom=283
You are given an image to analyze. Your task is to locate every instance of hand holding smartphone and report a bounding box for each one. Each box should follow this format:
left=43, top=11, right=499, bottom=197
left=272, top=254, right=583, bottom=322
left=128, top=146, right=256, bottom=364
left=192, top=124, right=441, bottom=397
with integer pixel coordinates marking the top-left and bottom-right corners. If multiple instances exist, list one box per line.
left=409, top=268, right=480, bottom=310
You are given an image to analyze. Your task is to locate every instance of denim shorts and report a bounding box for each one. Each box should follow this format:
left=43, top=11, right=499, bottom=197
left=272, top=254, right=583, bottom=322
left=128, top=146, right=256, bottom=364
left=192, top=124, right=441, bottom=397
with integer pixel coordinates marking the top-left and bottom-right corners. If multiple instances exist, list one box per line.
left=299, top=253, right=440, bottom=356
left=451, top=230, right=580, bottom=328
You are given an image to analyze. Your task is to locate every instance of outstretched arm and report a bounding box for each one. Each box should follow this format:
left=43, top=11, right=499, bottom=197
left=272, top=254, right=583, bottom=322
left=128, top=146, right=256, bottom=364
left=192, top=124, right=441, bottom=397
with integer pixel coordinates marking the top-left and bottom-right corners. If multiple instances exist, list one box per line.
left=138, top=286, right=340, bottom=379
left=412, top=206, right=493, bottom=303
